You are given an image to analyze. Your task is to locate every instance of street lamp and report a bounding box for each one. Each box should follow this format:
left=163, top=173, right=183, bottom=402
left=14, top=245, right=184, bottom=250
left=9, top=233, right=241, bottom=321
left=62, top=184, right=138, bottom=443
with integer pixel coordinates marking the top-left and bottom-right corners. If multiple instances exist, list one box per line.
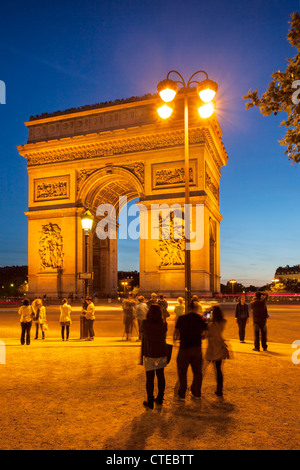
left=229, top=279, right=237, bottom=294
left=80, top=209, right=94, bottom=296
left=121, top=281, right=128, bottom=297
left=156, top=70, right=218, bottom=312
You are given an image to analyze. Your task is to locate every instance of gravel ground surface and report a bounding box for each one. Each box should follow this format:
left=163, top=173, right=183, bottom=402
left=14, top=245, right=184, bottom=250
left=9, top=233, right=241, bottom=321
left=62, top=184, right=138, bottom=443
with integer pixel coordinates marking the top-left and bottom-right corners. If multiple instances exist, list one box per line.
left=0, top=301, right=299, bottom=451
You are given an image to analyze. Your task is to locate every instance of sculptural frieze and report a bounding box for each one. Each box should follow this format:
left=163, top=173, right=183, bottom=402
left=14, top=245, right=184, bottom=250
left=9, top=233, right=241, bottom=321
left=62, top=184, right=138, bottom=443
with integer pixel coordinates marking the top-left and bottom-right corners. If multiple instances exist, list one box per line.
left=38, top=223, right=64, bottom=270
left=34, top=176, right=69, bottom=201
left=25, top=129, right=205, bottom=166
left=155, top=212, right=185, bottom=267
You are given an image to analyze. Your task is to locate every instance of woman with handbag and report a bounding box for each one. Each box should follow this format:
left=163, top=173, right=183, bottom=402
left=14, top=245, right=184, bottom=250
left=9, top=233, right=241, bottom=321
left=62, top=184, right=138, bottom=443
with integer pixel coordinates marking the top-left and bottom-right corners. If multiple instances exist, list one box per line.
left=205, top=305, right=228, bottom=397
left=141, top=304, right=168, bottom=409
left=32, top=298, right=47, bottom=340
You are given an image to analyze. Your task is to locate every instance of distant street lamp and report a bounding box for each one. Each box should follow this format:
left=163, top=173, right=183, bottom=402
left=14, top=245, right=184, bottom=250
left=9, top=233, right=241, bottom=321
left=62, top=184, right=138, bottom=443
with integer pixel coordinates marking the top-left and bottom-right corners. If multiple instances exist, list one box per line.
left=229, top=279, right=237, bottom=294
left=121, top=281, right=128, bottom=297
left=156, top=70, right=218, bottom=312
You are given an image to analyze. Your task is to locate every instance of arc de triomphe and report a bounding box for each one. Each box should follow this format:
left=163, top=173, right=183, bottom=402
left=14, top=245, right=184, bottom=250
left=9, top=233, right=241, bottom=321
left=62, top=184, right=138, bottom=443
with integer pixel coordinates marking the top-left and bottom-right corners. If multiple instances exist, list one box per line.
left=18, top=93, right=228, bottom=298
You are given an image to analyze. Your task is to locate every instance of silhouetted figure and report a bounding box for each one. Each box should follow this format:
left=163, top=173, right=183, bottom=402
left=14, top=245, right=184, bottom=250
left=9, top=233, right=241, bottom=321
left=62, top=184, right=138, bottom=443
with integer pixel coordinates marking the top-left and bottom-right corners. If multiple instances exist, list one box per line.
left=235, top=295, right=249, bottom=342
left=205, top=305, right=229, bottom=397
left=141, top=304, right=168, bottom=409
left=250, top=291, right=269, bottom=351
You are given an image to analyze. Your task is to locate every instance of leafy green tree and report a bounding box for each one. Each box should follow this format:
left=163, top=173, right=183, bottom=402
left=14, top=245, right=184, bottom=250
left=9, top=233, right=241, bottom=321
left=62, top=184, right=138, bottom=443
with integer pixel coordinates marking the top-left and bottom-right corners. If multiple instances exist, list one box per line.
left=243, top=12, right=300, bottom=163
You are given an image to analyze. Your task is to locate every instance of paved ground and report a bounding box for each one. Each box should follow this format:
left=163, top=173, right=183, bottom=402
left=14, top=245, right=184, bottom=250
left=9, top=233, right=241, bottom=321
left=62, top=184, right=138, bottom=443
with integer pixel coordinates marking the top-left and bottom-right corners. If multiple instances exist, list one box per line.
left=0, top=301, right=299, bottom=451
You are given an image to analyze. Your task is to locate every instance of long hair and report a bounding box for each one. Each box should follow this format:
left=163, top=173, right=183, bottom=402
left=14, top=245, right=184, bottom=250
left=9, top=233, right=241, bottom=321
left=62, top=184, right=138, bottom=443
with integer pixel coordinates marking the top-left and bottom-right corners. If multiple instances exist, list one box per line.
left=212, top=305, right=225, bottom=323
left=146, top=304, right=163, bottom=323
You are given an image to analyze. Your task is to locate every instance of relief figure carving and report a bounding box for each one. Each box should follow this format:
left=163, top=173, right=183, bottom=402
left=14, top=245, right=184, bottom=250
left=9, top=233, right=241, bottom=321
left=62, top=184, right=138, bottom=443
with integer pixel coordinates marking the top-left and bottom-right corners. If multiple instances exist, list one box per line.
left=38, top=223, right=64, bottom=270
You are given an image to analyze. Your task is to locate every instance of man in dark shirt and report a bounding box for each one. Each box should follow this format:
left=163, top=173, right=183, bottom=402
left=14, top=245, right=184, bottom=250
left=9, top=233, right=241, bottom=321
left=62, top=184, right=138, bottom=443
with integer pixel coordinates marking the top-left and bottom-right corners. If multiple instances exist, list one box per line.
left=173, top=300, right=207, bottom=400
left=250, top=291, right=269, bottom=351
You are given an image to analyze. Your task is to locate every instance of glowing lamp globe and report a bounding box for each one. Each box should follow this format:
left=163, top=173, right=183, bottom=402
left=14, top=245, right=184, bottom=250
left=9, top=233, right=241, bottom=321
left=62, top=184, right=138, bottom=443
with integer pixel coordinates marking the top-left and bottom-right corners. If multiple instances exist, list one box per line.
left=157, top=79, right=178, bottom=102
left=157, top=104, right=173, bottom=119
left=198, top=102, right=215, bottom=119
left=197, top=79, right=218, bottom=103
left=81, top=210, right=94, bottom=233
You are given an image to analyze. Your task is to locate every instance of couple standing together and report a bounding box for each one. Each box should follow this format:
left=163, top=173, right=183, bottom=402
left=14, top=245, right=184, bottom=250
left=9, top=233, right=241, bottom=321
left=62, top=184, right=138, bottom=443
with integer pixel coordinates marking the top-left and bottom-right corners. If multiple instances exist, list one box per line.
left=141, top=300, right=227, bottom=409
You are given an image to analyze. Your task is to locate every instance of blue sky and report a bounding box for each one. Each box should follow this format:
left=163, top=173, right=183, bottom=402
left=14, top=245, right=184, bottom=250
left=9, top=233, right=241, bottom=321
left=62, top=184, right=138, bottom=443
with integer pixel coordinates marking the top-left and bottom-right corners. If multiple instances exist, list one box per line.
left=0, top=0, right=299, bottom=286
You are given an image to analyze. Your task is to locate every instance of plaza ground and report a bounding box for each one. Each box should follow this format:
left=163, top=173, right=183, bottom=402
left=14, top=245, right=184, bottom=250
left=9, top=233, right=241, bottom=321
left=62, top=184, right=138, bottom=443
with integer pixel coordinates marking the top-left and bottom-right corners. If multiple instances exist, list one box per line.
left=0, top=300, right=299, bottom=451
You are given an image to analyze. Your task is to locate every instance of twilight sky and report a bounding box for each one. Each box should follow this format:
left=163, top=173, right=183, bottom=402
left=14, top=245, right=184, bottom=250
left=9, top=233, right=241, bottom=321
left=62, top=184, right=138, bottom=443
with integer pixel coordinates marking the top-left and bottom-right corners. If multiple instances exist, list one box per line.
left=0, top=0, right=299, bottom=286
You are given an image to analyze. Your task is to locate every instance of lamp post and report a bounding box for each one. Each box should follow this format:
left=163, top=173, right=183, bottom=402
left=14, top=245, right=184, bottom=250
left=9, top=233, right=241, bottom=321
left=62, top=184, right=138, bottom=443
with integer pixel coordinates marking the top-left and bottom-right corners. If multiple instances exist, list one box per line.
left=156, top=70, right=218, bottom=313
left=80, top=209, right=94, bottom=296
left=121, top=281, right=128, bottom=297
left=80, top=209, right=94, bottom=340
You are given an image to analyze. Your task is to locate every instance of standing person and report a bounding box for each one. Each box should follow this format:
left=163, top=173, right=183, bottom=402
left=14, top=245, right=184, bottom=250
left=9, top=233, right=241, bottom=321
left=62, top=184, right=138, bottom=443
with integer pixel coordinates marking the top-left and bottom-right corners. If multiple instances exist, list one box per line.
left=141, top=304, right=168, bottom=409
left=173, top=300, right=207, bottom=401
left=60, top=298, right=72, bottom=341
left=205, top=306, right=229, bottom=397
left=250, top=291, right=269, bottom=351
left=158, top=294, right=170, bottom=322
left=122, top=292, right=136, bottom=340
left=82, top=297, right=95, bottom=340
left=18, top=299, right=34, bottom=345
left=174, top=297, right=185, bottom=325
left=147, top=293, right=158, bottom=308
left=135, top=296, right=148, bottom=340
left=32, top=298, right=47, bottom=340
left=235, top=295, right=249, bottom=343
left=80, top=297, right=89, bottom=339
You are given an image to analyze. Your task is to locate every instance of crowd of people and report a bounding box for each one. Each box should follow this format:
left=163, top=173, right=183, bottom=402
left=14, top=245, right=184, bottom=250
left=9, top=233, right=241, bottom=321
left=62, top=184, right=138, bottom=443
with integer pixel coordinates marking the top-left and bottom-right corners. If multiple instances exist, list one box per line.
left=17, top=296, right=96, bottom=344
left=17, top=290, right=269, bottom=409
left=123, top=291, right=269, bottom=408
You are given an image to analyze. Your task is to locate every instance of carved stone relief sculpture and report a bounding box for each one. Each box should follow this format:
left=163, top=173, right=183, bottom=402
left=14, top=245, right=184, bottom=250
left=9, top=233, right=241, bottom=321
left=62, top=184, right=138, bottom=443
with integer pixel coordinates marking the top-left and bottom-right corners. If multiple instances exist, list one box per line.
left=155, top=212, right=185, bottom=267
left=38, top=223, right=64, bottom=270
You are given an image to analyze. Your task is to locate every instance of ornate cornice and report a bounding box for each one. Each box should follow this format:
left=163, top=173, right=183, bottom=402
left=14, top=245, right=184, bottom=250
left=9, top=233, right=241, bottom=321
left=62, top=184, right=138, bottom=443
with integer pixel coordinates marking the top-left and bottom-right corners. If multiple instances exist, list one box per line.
left=22, top=128, right=206, bottom=167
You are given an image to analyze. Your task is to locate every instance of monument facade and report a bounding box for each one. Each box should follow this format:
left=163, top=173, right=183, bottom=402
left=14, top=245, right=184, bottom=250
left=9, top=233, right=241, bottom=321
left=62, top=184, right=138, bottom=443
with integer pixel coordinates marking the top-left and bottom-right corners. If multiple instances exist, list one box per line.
left=18, top=93, right=228, bottom=298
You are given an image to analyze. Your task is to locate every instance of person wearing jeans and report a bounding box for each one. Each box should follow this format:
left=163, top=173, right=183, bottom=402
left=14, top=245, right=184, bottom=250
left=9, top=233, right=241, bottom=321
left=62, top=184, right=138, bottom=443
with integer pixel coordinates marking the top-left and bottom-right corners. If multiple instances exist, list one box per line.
left=82, top=297, right=95, bottom=340
left=19, top=299, right=34, bottom=345
left=32, top=298, right=47, bottom=340
left=173, top=300, right=207, bottom=400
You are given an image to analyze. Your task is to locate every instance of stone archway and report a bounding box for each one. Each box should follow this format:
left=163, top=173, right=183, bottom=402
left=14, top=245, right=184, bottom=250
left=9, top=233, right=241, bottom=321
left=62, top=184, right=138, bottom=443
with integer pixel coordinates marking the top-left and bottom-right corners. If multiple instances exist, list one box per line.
left=18, top=93, right=228, bottom=298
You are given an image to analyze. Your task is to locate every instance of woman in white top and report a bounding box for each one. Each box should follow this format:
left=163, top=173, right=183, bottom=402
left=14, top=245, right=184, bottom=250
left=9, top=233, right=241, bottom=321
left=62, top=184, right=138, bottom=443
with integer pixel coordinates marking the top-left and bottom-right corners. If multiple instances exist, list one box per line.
left=18, top=299, right=34, bottom=345
left=59, top=298, right=72, bottom=341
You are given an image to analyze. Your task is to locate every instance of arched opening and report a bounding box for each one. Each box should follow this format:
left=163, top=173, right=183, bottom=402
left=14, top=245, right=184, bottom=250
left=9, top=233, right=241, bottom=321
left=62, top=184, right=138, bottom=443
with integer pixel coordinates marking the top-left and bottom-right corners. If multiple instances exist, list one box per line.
left=79, top=167, right=143, bottom=297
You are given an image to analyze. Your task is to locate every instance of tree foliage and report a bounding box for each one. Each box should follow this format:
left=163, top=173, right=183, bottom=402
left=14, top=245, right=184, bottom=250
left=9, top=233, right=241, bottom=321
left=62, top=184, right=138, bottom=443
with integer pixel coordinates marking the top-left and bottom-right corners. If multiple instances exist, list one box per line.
left=243, top=12, right=300, bottom=163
